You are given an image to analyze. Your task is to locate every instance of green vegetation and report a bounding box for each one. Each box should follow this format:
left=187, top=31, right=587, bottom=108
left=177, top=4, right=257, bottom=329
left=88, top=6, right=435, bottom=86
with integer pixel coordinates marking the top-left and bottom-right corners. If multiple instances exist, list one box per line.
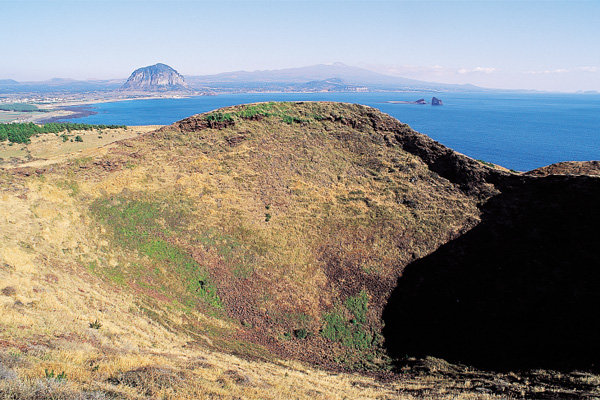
left=0, top=103, right=46, bottom=112
left=293, top=328, right=309, bottom=339
left=74, top=135, right=83, bottom=142
left=281, top=115, right=305, bottom=124
left=203, top=102, right=312, bottom=126
left=345, top=290, right=369, bottom=324
left=228, top=102, right=276, bottom=119
left=321, top=291, right=373, bottom=350
left=0, top=122, right=126, bottom=144
left=88, top=319, right=102, bottom=329
left=205, top=112, right=233, bottom=123
left=476, top=159, right=495, bottom=168
left=90, top=196, right=221, bottom=309
left=44, top=369, right=67, bottom=381
left=57, top=180, right=80, bottom=197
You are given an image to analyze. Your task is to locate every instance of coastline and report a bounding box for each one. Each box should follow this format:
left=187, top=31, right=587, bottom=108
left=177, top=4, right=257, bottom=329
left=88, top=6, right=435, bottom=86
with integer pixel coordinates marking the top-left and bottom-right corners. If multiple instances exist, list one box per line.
left=0, top=92, right=202, bottom=123
left=37, top=105, right=98, bottom=123
left=0, top=89, right=434, bottom=124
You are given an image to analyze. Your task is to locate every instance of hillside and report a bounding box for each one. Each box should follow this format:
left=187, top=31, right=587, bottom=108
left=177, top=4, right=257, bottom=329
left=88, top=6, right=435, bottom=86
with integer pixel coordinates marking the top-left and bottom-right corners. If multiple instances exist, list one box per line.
left=1, top=102, right=599, bottom=399
left=526, top=160, right=600, bottom=177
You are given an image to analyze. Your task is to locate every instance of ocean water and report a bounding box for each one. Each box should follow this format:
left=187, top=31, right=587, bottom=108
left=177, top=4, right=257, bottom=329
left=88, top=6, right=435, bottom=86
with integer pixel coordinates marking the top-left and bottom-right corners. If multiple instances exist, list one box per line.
left=61, top=92, right=600, bottom=171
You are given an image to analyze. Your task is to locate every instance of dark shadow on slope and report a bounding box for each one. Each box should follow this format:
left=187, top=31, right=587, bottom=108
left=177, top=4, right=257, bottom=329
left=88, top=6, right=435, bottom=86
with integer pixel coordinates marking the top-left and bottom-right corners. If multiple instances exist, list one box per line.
left=382, top=175, right=600, bottom=371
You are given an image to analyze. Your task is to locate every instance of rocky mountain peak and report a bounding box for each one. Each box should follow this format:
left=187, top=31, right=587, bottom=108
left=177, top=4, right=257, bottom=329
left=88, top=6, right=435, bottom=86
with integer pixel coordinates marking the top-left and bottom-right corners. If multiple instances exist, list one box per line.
left=121, top=63, right=188, bottom=91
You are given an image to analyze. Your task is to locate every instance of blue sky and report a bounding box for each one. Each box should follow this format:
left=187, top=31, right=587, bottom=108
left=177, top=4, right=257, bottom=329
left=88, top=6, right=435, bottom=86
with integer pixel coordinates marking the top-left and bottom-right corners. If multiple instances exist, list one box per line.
left=1, top=0, right=599, bottom=91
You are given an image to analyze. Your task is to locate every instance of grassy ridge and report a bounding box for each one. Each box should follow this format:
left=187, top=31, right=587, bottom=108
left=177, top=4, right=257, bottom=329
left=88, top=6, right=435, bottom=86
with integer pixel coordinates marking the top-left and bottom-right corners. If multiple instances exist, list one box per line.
left=203, top=101, right=322, bottom=125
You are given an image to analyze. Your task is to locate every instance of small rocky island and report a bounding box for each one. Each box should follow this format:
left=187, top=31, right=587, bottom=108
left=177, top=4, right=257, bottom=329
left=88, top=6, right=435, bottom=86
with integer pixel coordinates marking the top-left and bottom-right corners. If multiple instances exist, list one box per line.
left=121, top=63, right=189, bottom=92
left=386, top=97, right=443, bottom=105
left=386, top=98, right=427, bottom=104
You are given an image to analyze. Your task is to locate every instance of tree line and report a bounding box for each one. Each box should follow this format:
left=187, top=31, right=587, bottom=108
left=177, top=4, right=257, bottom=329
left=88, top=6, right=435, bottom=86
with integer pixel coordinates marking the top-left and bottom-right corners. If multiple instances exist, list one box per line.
left=0, top=122, right=126, bottom=144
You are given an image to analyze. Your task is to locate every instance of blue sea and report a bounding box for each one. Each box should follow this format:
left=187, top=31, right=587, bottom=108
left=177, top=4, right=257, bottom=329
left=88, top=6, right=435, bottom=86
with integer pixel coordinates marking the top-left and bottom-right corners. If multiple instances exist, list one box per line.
left=62, top=92, right=600, bottom=171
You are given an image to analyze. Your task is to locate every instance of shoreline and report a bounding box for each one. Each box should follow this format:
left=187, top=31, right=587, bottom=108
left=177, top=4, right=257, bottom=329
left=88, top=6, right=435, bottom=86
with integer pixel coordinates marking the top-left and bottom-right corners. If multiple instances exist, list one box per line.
left=1, top=93, right=200, bottom=123
left=1, top=89, right=438, bottom=124
left=38, top=105, right=98, bottom=123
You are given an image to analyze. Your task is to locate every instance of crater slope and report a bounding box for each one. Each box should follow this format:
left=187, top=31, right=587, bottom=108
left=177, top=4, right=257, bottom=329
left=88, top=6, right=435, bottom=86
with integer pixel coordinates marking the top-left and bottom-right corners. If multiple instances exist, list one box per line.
left=1, top=102, right=599, bottom=399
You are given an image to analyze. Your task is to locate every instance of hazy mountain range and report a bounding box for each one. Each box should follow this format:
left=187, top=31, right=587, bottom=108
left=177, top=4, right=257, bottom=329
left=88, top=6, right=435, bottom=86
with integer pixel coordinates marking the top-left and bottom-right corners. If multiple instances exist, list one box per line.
left=0, top=62, right=487, bottom=94
left=185, top=62, right=483, bottom=92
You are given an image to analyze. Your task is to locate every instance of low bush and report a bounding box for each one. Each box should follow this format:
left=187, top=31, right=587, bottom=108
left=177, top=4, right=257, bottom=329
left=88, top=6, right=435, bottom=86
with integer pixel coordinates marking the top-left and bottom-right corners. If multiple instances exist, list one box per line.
left=321, top=290, right=374, bottom=350
left=293, top=328, right=308, bottom=339
left=89, top=319, right=102, bottom=329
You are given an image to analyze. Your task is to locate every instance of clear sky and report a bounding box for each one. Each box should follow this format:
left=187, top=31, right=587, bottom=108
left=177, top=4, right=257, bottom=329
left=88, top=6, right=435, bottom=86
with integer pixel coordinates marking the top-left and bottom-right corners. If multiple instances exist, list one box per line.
left=1, top=0, right=599, bottom=92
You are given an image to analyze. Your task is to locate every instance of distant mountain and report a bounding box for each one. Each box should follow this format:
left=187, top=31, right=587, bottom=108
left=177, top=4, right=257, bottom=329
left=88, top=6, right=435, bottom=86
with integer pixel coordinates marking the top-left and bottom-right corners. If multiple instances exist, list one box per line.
left=185, top=62, right=485, bottom=92
left=122, top=63, right=188, bottom=92
left=0, top=63, right=489, bottom=95
left=0, top=78, right=123, bottom=94
left=48, top=78, right=78, bottom=83
left=297, top=77, right=368, bottom=92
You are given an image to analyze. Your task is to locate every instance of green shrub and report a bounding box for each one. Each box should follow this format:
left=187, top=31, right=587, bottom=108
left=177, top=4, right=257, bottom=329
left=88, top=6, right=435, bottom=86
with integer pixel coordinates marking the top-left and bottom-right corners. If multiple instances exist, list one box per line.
left=89, top=319, right=102, bottom=329
left=44, top=369, right=67, bottom=381
left=205, top=112, right=233, bottom=123
left=322, top=310, right=351, bottom=344
left=293, top=328, right=308, bottom=339
left=281, top=115, right=304, bottom=124
left=321, top=290, right=374, bottom=350
left=345, top=290, right=368, bottom=324
left=476, top=159, right=495, bottom=168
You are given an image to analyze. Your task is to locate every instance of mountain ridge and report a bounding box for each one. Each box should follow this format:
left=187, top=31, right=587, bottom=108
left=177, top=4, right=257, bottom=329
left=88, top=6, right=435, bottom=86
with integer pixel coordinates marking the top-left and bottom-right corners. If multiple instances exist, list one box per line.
left=1, top=63, right=487, bottom=93
left=185, top=62, right=486, bottom=92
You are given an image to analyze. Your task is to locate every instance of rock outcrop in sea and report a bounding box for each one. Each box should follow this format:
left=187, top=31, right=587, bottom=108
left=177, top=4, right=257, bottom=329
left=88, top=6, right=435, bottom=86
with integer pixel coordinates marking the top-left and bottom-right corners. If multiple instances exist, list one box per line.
left=432, top=97, right=443, bottom=105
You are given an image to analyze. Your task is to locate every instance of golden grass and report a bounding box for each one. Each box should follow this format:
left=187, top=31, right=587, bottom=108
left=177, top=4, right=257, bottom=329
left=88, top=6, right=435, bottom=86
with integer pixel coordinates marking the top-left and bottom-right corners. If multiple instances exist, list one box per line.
left=0, top=125, right=159, bottom=168
left=0, top=177, right=417, bottom=399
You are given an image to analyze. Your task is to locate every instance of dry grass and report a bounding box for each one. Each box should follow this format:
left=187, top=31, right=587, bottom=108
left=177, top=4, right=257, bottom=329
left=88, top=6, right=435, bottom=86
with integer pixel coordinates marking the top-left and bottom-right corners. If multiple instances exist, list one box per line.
left=0, top=125, right=158, bottom=168
left=0, top=173, right=411, bottom=399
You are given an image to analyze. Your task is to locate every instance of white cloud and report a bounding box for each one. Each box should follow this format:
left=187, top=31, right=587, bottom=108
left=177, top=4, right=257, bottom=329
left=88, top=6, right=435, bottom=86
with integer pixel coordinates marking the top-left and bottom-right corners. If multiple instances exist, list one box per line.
left=362, top=63, right=497, bottom=77
left=358, top=63, right=600, bottom=91
left=375, top=64, right=449, bottom=76
left=457, top=67, right=496, bottom=74
left=576, top=66, right=599, bottom=73
left=524, top=67, right=598, bottom=75
left=525, top=68, right=569, bottom=75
